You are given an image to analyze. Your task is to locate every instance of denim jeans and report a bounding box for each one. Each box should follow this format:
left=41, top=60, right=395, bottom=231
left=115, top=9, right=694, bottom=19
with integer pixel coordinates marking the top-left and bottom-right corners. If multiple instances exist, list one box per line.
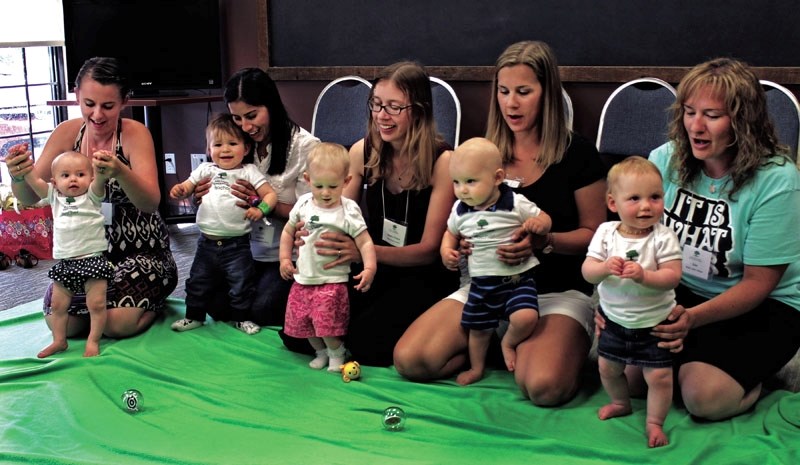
left=185, top=234, right=254, bottom=323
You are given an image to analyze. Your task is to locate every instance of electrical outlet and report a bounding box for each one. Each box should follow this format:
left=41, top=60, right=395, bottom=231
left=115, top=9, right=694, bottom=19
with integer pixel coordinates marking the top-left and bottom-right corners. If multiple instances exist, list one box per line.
left=164, top=153, right=176, bottom=174
left=191, top=153, right=208, bottom=171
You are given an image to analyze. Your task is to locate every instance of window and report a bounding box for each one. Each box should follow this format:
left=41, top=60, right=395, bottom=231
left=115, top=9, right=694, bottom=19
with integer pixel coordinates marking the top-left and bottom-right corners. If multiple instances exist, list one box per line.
left=0, top=1, right=66, bottom=184
left=0, top=47, right=65, bottom=183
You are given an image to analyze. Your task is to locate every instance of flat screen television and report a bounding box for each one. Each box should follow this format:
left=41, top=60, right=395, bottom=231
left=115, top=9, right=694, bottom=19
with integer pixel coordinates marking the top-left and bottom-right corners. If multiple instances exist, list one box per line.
left=62, top=0, right=223, bottom=97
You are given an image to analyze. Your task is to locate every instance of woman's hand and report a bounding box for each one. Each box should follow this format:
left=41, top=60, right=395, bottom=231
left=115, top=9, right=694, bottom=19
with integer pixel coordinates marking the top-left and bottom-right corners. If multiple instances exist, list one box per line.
left=496, top=227, right=534, bottom=266
left=293, top=220, right=309, bottom=248
left=92, top=150, right=125, bottom=179
left=193, top=176, right=212, bottom=205
left=229, top=179, right=255, bottom=208
left=315, top=230, right=360, bottom=270
left=651, top=304, right=691, bottom=353
left=5, top=143, right=33, bottom=179
left=292, top=221, right=361, bottom=269
left=593, top=308, right=605, bottom=341
left=193, top=177, right=255, bottom=208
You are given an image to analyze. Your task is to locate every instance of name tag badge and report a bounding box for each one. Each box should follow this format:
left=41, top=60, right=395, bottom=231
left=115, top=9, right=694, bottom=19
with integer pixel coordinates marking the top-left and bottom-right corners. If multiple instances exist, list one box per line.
left=382, top=218, right=407, bottom=247
left=251, top=221, right=275, bottom=244
left=682, top=244, right=713, bottom=280
left=101, top=202, right=113, bottom=225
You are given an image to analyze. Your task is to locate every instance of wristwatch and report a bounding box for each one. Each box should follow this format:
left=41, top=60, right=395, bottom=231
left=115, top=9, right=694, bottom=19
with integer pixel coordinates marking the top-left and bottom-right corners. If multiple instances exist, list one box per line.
left=541, top=233, right=555, bottom=254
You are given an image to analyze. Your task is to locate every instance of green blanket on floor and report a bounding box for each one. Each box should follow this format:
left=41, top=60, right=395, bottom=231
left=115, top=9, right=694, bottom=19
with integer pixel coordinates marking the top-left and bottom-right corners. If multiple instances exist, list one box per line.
left=1, top=299, right=798, bottom=465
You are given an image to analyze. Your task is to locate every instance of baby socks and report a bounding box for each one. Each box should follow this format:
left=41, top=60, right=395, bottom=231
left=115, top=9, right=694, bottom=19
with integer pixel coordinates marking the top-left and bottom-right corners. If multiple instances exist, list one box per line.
left=309, top=349, right=329, bottom=369
left=308, top=344, right=348, bottom=372
left=327, top=344, right=347, bottom=373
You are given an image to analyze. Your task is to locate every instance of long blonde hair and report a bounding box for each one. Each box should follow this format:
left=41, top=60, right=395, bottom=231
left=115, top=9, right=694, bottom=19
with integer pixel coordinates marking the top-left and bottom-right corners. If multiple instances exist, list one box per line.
left=364, top=61, right=444, bottom=191
left=486, top=41, right=571, bottom=170
left=667, top=57, right=791, bottom=199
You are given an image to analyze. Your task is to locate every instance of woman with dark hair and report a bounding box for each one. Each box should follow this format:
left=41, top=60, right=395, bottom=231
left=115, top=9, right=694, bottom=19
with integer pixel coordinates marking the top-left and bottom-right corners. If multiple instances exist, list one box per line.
left=292, top=61, right=460, bottom=366
left=394, top=41, right=608, bottom=406
left=7, top=56, right=178, bottom=338
left=195, top=68, right=320, bottom=328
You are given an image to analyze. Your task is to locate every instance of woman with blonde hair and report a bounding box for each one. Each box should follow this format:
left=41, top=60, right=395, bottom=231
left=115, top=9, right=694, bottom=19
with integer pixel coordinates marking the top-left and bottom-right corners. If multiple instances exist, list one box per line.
left=603, top=57, right=800, bottom=420
left=395, top=41, right=608, bottom=406
left=292, top=61, right=459, bottom=366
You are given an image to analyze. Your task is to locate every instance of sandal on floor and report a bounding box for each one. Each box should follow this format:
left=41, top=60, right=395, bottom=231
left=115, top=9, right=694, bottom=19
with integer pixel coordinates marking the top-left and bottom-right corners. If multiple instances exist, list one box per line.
left=0, top=252, right=10, bottom=270
left=14, top=249, right=38, bottom=268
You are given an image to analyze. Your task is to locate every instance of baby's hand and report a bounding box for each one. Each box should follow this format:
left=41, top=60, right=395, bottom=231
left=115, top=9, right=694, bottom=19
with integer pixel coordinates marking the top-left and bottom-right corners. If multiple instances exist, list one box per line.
left=523, top=216, right=550, bottom=235
left=620, top=260, right=645, bottom=282
left=353, top=267, right=376, bottom=292
left=244, top=207, right=264, bottom=221
left=279, top=259, right=296, bottom=280
left=441, top=248, right=460, bottom=271
left=170, top=184, right=187, bottom=199
left=606, top=256, right=625, bottom=276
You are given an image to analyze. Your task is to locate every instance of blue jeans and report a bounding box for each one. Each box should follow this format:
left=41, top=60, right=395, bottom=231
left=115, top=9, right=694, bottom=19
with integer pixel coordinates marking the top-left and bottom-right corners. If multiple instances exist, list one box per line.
left=185, top=234, right=254, bottom=323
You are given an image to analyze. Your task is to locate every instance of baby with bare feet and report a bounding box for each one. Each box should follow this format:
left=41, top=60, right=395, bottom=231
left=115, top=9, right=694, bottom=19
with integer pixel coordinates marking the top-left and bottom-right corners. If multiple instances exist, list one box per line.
left=23, top=150, right=113, bottom=358
left=441, top=137, right=551, bottom=386
left=581, top=156, right=682, bottom=447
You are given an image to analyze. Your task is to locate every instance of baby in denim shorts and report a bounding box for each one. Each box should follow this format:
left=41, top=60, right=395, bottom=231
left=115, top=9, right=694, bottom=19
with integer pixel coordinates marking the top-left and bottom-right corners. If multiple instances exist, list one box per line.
left=582, top=156, right=682, bottom=448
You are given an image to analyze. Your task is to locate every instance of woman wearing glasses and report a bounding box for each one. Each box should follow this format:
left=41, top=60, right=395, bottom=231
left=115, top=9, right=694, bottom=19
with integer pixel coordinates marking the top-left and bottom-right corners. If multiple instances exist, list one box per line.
left=291, top=61, right=459, bottom=366
left=395, top=41, right=608, bottom=406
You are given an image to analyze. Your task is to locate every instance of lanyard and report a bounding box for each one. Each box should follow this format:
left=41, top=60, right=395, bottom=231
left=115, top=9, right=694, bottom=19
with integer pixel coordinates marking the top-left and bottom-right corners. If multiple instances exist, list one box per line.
left=381, top=179, right=410, bottom=225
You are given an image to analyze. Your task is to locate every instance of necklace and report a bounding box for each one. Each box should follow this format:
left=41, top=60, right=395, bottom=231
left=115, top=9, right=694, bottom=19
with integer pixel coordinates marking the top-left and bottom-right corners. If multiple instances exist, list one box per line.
left=617, top=225, right=652, bottom=236
left=709, top=178, right=729, bottom=194
left=704, top=166, right=731, bottom=194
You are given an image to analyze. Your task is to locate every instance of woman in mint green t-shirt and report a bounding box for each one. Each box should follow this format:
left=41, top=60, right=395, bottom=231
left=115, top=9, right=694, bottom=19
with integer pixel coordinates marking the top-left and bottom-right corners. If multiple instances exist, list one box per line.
left=602, top=57, right=800, bottom=422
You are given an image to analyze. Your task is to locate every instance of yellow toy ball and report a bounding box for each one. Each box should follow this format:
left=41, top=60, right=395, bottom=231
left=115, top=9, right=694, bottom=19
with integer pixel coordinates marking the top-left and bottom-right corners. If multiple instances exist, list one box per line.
left=340, top=361, right=361, bottom=382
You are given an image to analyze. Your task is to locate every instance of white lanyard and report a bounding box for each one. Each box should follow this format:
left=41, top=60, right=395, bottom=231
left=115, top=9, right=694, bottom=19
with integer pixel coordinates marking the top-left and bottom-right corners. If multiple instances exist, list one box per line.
left=380, top=179, right=410, bottom=247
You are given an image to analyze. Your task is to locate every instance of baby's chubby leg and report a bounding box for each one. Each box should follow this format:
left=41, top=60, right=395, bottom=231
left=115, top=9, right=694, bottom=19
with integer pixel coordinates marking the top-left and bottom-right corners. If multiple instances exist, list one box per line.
left=38, top=282, right=71, bottom=358
left=83, top=279, right=108, bottom=357
left=457, top=329, right=493, bottom=386
left=643, top=366, right=672, bottom=448
left=501, top=309, right=539, bottom=372
left=597, top=357, right=633, bottom=420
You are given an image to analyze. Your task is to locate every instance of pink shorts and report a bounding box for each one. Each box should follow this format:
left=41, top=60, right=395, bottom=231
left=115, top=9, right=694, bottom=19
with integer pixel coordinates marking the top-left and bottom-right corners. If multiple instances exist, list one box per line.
left=284, top=282, right=349, bottom=338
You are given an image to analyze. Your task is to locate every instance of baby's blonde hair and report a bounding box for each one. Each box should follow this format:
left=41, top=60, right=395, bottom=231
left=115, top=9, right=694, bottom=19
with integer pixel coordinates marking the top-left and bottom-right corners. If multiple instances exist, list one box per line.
left=307, top=142, right=350, bottom=178
left=452, top=137, right=503, bottom=172
left=606, top=156, right=662, bottom=195
left=52, top=150, right=91, bottom=172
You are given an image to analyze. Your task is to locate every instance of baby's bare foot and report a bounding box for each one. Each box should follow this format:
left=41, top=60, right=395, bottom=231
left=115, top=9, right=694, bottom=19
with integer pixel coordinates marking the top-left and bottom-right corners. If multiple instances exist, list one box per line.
left=37, top=341, right=68, bottom=358
left=83, top=342, right=100, bottom=357
left=597, top=402, right=632, bottom=420
left=501, top=344, right=516, bottom=371
left=456, top=368, right=485, bottom=386
left=647, top=422, right=669, bottom=448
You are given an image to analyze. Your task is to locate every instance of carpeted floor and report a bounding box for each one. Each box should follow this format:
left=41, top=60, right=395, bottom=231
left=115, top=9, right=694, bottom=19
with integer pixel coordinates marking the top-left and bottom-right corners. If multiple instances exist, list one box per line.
left=0, top=222, right=198, bottom=311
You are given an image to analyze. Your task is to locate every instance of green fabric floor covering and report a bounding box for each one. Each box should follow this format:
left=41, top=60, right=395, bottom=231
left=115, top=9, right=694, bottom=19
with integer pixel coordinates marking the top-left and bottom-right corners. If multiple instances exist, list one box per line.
left=1, top=298, right=798, bottom=465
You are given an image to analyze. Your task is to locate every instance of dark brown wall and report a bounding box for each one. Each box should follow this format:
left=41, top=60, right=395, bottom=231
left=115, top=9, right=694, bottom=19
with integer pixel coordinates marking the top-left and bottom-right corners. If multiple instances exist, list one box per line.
left=160, top=0, right=799, bottom=190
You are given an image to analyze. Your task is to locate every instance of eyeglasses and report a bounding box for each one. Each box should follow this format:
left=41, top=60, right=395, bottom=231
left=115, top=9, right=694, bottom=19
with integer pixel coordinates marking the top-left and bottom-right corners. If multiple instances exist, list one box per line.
left=367, top=100, right=412, bottom=116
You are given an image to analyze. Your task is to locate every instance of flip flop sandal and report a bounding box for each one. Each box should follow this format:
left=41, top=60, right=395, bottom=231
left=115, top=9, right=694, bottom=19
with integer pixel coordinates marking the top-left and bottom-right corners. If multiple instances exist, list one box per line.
left=0, top=252, right=10, bottom=270
left=14, top=249, right=38, bottom=269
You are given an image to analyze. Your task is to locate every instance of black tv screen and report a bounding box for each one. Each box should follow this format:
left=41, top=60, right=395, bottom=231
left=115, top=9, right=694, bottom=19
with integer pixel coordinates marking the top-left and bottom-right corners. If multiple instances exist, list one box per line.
left=62, top=0, right=223, bottom=96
